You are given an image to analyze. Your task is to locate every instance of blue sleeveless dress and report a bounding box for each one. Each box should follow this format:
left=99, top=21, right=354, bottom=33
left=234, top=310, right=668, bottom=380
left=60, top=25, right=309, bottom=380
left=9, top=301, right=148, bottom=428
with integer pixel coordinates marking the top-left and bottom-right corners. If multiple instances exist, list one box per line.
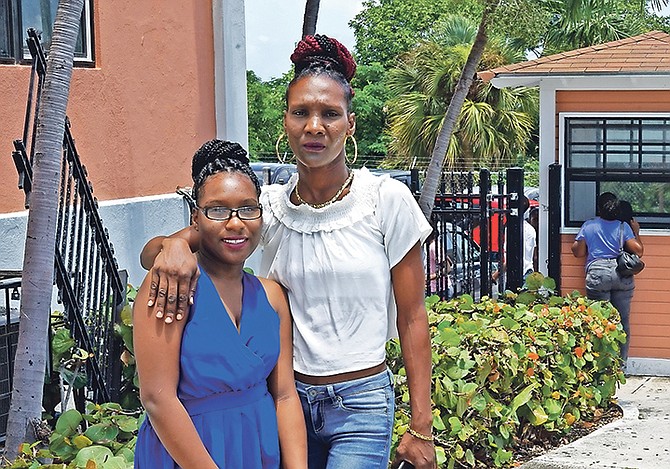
left=135, top=270, right=281, bottom=468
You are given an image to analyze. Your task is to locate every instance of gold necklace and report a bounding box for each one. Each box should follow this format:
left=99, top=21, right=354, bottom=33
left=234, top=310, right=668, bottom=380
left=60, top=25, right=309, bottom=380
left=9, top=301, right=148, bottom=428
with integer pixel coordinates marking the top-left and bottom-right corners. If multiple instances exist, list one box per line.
left=295, top=170, right=354, bottom=209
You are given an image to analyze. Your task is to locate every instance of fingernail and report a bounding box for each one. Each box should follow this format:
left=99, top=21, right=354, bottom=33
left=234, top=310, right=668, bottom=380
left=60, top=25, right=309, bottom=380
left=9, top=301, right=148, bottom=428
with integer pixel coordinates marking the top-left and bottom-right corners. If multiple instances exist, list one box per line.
left=176, top=314, right=183, bottom=321
left=165, top=316, right=173, bottom=324
left=156, top=311, right=163, bottom=318
left=147, top=299, right=154, bottom=307
left=189, top=296, right=194, bottom=305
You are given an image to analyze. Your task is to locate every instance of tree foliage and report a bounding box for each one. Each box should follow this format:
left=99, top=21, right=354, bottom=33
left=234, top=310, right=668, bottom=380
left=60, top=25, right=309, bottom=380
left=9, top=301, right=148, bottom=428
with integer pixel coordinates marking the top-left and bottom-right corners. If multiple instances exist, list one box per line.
left=350, top=0, right=483, bottom=67
left=351, top=63, right=392, bottom=163
left=385, top=15, right=538, bottom=171
left=246, top=71, right=289, bottom=160
left=538, top=0, right=670, bottom=55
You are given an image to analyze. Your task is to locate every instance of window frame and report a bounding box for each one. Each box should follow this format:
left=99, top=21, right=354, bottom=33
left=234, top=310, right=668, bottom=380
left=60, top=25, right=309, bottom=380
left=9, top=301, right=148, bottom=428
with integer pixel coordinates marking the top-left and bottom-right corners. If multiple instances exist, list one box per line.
left=560, top=112, right=670, bottom=230
left=0, top=0, right=94, bottom=66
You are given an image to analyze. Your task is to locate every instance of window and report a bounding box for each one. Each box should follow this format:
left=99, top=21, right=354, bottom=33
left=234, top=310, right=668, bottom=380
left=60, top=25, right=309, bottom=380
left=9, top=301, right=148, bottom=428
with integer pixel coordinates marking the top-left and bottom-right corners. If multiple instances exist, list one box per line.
left=564, top=116, right=670, bottom=229
left=0, top=0, right=93, bottom=64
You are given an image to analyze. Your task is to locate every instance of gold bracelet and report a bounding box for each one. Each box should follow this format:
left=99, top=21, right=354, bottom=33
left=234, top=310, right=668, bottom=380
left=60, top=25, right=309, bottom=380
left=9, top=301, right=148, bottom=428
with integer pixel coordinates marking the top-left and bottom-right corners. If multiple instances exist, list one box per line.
left=407, top=427, right=433, bottom=441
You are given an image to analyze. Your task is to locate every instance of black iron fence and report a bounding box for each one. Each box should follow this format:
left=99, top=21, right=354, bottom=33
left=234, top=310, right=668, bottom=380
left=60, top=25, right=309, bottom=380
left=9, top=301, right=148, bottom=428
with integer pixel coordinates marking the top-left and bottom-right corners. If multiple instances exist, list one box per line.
left=242, top=162, right=527, bottom=301
left=7, top=28, right=126, bottom=438
left=0, top=272, right=21, bottom=442
left=423, top=168, right=526, bottom=301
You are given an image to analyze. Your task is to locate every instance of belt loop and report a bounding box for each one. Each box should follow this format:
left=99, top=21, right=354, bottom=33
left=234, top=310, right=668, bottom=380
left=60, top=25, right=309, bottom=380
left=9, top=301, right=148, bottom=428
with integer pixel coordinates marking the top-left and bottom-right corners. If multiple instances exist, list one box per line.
left=326, top=384, right=338, bottom=403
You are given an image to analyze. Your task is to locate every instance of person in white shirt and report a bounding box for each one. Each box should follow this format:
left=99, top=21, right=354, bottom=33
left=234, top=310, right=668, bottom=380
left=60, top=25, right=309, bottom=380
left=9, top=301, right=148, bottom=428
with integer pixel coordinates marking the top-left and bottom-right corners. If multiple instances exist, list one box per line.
left=140, top=35, right=436, bottom=469
left=522, top=196, right=537, bottom=279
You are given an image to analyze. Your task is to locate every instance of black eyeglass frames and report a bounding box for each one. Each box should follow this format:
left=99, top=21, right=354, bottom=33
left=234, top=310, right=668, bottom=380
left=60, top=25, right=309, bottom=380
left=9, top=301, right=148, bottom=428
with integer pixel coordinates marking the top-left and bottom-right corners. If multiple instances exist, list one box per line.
left=198, top=205, right=263, bottom=221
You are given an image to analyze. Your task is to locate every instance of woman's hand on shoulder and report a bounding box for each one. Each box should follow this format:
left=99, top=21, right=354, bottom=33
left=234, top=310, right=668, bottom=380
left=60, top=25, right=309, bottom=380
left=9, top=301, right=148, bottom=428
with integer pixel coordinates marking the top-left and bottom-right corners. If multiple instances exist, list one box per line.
left=148, top=237, right=199, bottom=324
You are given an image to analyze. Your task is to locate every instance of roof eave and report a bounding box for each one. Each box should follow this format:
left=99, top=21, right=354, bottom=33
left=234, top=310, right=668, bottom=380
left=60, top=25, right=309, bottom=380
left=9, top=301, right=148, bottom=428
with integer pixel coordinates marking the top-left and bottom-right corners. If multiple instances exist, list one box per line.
left=489, top=71, right=670, bottom=89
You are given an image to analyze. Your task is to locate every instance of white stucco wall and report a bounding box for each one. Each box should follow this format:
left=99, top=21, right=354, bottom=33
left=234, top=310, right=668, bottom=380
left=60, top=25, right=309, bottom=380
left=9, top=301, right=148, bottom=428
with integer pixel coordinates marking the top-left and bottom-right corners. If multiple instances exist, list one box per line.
left=0, top=194, right=190, bottom=288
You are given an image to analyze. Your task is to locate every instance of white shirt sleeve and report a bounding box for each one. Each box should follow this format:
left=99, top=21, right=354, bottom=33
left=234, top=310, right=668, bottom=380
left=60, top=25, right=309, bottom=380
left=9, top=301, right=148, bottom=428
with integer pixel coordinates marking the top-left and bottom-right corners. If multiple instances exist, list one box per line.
left=377, top=177, right=433, bottom=268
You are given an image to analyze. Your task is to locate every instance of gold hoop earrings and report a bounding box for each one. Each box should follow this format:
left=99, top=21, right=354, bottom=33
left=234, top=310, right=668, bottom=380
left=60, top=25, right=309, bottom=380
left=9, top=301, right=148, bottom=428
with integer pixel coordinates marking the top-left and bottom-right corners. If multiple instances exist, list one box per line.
left=346, top=135, right=358, bottom=166
left=275, top=133, right=294, bottom=164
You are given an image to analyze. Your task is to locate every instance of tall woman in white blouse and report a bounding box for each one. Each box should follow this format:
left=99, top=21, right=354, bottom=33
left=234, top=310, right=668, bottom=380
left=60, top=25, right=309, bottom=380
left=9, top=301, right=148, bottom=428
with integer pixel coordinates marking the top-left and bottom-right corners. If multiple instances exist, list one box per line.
left=140, top=35, right=436, bottom=469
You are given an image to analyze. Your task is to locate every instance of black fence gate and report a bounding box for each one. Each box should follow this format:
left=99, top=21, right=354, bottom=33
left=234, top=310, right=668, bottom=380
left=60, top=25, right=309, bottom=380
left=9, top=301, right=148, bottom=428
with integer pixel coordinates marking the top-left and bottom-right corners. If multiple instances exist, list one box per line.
left=423, top=167, right=526, bottom=301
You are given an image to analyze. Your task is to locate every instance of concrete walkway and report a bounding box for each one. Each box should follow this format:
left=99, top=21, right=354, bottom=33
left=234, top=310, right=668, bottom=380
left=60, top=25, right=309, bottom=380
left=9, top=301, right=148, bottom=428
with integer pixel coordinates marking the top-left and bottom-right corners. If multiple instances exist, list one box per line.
left=521, top=376, right=670, bottom=469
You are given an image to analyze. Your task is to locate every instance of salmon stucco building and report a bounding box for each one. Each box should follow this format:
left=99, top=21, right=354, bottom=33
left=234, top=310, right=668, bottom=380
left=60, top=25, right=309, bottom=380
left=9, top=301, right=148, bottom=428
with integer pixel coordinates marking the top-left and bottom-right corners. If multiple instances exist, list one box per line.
left=0, top=0, right=248, bottom=286
left=481, top=31, right=670, bottom=376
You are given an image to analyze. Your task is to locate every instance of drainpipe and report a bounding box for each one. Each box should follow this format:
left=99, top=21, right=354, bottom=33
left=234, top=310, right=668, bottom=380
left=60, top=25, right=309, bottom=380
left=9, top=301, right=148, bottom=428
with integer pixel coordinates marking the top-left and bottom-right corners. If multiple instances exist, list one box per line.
left=212, top=0, right=249, bottom=149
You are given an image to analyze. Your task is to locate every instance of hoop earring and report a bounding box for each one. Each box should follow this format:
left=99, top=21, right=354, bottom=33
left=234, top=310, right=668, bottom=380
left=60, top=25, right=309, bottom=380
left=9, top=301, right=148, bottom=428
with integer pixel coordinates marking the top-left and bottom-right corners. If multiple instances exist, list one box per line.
left=346, top=135, right=358, bottom=166
left=275, top=133, right=294, bottom=164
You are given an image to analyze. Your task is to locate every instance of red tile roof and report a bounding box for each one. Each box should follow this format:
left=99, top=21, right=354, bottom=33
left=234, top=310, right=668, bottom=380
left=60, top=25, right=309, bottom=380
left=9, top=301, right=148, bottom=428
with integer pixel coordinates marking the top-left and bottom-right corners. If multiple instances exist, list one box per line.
left=479, top=31, right=670, bottom=82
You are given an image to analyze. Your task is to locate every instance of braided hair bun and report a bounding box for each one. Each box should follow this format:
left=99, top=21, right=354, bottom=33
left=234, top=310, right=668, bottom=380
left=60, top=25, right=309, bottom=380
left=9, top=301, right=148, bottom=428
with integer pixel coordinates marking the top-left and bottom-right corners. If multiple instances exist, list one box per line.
left=191, top=139, right=260, bottom=202
left=290, top=34, right=356, bottom=82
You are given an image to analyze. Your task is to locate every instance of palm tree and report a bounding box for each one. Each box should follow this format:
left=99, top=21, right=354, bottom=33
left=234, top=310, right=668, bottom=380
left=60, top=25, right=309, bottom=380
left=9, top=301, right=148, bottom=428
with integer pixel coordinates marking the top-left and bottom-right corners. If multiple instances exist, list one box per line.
left=302, top=0, right=321, bottom=37
left=415, top=0, right=667, bottom=218
left=386, top=14, right=536, bottom=171
left=415, top=0, right=499, bottom=218
left=5, top=0, right=85, bottom=459
left=542, top=0, right=647, bottom=53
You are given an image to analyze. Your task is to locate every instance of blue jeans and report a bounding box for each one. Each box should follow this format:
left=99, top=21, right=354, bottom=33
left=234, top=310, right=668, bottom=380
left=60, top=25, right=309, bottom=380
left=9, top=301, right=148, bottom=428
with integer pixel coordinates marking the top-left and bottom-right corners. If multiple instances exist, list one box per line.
left=585, top=258, right=635, bottom=361
left=295, top=368, right=395, bottom=469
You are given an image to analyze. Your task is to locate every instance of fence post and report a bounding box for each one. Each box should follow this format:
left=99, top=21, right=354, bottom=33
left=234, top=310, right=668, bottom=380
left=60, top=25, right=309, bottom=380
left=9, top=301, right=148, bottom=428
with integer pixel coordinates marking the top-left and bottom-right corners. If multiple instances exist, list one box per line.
left=410, top=168, right=420, bottom=195
left=479, top=169, right=491, bottom=296
left=548, top=164, right=562, bottom=292
left=506, top=167, right=524, bottom=291
left=109, top=269, right=128, bottom=403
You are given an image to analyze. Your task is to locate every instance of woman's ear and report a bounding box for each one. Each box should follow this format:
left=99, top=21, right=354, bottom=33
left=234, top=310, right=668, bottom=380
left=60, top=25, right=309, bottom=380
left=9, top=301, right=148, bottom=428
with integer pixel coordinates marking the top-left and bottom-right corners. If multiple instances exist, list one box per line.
left=348, top=112, right=356, bottom=136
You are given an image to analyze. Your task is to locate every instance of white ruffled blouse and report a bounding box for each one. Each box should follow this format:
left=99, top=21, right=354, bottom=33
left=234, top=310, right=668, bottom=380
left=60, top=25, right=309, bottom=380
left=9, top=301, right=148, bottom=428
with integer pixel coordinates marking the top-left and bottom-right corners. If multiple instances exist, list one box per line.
left=259, top=168, right=432, bottom=376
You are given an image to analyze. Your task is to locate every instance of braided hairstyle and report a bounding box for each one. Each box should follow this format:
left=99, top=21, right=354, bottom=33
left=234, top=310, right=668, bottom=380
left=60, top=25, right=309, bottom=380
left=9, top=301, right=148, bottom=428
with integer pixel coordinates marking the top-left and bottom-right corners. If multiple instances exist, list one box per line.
left=288, top=34, right=356, bottom=111
left=191, top=140, right=261, bottom=203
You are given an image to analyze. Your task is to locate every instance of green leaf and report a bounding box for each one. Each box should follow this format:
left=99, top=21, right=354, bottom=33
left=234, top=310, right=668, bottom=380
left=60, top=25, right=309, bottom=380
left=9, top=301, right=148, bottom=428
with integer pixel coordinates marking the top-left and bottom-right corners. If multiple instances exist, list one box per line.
left=544, top=398, right=563, bottom=418
left=100, top=455, right=129, bottom=469
left=516, top=292, right=536, bottom=305
left=52, top=328, right=75, bottom=355
left=471, top=393, right=487, bottom=412
left=55, top=409, right=83, bottom=436
left=438, top=327, right=462, bottom=347
left=116, top=446, right=135, bottom=463
left=433, top=413, right=446, bottom=431
left=85, top=423, right=120, bottom=443
left=74, top=445, right=114, bottom=467
left=465, top=448, right=475, bottom=466
left=500, top=317, right=520, bottom=330
left=448, top=416, right=463, bottom=436
left=114, top=415, right=139, bottom=433
left=511, top=383, right=538, bottom=412
left=525, top=401, right=549, bottom=426
left=72, top=434, right=93, bottom=450
left=543, top=277, right=557, bottom=291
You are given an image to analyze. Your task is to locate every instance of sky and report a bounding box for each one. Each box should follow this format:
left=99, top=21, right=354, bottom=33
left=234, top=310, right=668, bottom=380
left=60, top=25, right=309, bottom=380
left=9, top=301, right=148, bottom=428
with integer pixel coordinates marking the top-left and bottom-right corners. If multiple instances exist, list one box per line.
left=245, top=1, right=670, bottom=81
left=245, top=0, right=364, bottom=81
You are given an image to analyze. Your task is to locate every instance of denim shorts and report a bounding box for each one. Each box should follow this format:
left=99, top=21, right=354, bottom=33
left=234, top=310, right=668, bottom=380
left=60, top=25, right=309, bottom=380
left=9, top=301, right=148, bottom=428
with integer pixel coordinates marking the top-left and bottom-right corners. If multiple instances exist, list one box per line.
left=295, top=368, right=395, bottom=469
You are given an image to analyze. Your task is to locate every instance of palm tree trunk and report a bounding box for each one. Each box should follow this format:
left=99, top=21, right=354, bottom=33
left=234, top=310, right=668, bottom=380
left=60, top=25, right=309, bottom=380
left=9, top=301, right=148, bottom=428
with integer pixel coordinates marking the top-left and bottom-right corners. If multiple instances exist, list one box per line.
left=302, top=0, right=321, bottom=38
left=417, top=0, right=498, bottom=219
left=5, top=0, right=85, bottom=459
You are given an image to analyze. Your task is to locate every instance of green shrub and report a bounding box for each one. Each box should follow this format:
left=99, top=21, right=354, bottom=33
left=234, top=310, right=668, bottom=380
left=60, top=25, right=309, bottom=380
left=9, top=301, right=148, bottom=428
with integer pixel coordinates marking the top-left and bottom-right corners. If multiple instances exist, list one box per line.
left=5, top=403, right=142, bottom=469
left=388, top=273, right=626, bottom=468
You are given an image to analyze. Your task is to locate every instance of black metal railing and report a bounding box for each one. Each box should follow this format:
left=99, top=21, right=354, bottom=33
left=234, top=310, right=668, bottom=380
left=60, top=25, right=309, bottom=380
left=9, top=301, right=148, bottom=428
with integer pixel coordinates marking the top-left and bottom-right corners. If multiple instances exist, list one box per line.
left=9, top=28, right=126, bottom=419
left=424, top=168, right=525, bottom=300
left=0, top=272, right=21, bottom=442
